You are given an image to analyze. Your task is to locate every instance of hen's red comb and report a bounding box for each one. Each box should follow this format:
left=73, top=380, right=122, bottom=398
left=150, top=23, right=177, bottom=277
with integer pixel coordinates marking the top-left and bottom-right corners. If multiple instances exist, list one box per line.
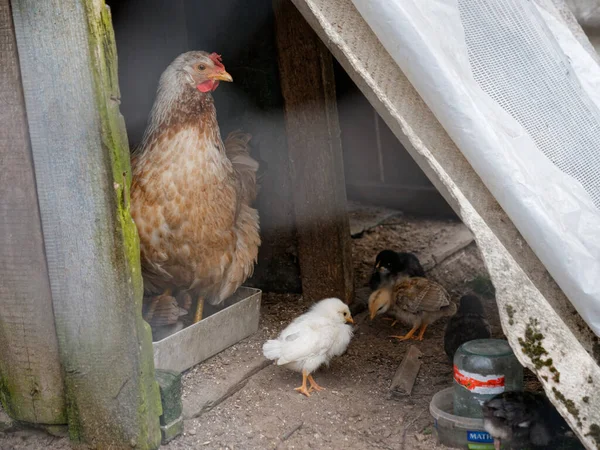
left=209, top=53, right=225, bottom=70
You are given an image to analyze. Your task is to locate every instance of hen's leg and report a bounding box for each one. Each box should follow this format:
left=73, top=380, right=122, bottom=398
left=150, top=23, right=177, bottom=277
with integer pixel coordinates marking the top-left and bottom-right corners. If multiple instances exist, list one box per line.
left=294, top=370, right=311, bottom=397
left=413, top=324, right=428, bottom=341
left=193, top=296, right=205, bottom=323
left=307, top=374, right=325, bottom=392
left=494, top=438, right=501, bottom=450
left=390, top=324, right=419, bottom=341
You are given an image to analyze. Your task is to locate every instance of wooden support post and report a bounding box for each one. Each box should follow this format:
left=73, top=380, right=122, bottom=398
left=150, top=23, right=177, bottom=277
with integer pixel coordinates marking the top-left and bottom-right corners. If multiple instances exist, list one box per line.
left=10, top=1, right=161, bottom=448
left=273, top=0, right=354, bottom=303
left=0, top=0, right=66, bottom=425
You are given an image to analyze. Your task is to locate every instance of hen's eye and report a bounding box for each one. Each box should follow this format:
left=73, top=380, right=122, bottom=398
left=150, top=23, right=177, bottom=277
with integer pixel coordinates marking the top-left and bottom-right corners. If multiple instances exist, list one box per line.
left=197, top=64, right=206, bottom=71
left=378, top=305, right=384, bottom=311
left=343, top=312, right=347, bottom=316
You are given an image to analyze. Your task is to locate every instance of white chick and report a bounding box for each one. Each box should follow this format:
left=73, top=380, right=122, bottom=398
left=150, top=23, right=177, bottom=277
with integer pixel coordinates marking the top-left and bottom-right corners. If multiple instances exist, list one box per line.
left=262, top=298, right=354, bottom=397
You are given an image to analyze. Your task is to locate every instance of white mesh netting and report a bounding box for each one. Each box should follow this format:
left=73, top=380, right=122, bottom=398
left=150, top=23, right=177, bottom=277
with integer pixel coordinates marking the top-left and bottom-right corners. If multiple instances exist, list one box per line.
left=459, top=0, right=600, bottom=208
left=351, top=0, right=600, bottom=335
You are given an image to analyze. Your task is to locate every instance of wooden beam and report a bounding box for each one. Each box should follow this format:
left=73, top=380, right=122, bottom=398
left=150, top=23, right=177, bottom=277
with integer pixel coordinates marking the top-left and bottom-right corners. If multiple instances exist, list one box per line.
left=10, top=1, right=161, bottom=447
left=183, top=0, right=303, bottom=293
left=273, top=0, right=354, bottom=303
left=0, top=0, right=65, bottom=425
left=389, top=345, right=423, bottom=397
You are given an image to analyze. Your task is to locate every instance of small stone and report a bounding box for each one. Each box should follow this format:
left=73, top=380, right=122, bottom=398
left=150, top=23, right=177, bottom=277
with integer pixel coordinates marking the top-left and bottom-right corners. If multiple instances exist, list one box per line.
left=189, top=429, right=197, bottom=436
left=415, top=433, right=426, bottom=442
left=383, top=430, right=392, bottom=438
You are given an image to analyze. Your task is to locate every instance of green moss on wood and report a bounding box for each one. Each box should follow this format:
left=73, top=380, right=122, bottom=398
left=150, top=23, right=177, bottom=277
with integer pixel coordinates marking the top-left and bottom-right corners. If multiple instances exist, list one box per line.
left=65, top=386, right=83, bottom=443
left=68, top=2, right=161, bottom=448
left=0, top=375, right=17, bottom=419
left=586, top=424, right=600, bottom=449
left=518, top=318, right=560, bottom=382
left=505, top=304, right=515, bottom=326
left=552, top=388, right=582, bottom=428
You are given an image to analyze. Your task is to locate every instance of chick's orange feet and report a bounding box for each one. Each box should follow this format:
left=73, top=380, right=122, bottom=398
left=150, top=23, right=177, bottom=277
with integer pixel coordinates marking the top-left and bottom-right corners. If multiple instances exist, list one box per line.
left=308, top=374, right=325, bottom=392
left=390, top=324, right=419, bottom=341
left=414, top=324, right=428, bottom=341
left=294, top=370, right=311, bottom=397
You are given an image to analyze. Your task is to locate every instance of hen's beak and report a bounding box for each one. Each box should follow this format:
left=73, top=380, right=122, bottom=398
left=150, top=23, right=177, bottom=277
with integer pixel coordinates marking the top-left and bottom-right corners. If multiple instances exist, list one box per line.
left=346, top=316, right=354, bottom=325
left=208, top=70, right=233, bottom=82
left=369, top=309, right=376, bottom=320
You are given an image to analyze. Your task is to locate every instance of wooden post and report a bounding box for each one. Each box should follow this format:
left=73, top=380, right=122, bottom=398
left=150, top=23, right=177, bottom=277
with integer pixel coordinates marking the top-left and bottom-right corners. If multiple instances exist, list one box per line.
left=10, top=1, right=161, bottom=448
left=273, top=0, right=354, bottom=303
left=0, top=0, right=66, bottom=425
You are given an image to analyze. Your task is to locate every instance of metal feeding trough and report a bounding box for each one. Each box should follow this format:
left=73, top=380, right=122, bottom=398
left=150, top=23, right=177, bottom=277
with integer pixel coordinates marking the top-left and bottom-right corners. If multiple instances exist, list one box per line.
left=152, top=287, right=261, bottom=373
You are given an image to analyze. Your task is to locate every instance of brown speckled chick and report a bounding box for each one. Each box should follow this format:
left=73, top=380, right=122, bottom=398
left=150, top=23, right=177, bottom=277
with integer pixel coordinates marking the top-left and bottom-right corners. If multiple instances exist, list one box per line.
left=369, top=276, right=457, bottom=341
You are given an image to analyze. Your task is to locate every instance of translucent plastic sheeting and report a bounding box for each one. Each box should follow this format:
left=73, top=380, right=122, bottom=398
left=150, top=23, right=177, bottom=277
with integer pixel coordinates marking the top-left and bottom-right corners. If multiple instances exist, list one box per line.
left=350, top=0, right=600, bottom=335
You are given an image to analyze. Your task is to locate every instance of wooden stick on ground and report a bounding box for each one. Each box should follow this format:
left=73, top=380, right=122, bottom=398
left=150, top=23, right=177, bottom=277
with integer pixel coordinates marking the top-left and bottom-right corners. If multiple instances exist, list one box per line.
left=390, top=345, right=423, bottom=397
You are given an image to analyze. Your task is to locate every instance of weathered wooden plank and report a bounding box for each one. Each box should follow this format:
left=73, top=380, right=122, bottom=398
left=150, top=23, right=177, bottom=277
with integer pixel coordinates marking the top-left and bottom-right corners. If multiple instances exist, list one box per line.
left=185, top=0, right=303, bottom=293
left=273, top=0, right=354, bottom=303
left=390, top=345, right=423, bottom=397
left=10, top=0, right=161, bottom=447
left=0, top=0, right=66, bottom=425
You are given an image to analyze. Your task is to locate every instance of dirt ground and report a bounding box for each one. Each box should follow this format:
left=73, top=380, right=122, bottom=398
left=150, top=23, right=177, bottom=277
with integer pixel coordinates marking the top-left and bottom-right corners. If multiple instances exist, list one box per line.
left=0, top=214, right=528, bottom=450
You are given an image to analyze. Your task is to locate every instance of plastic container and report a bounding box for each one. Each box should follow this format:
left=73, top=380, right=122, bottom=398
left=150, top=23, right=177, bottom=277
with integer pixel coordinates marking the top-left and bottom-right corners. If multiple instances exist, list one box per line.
left=430, top=387, right=495, bottom=449
left=453, top=339, right=523, bottom=418
left=432, top=387, right=584, bottom=449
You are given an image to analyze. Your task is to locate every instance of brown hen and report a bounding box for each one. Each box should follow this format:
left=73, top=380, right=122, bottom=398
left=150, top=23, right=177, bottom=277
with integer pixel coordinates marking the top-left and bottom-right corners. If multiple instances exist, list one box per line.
left=130, top=51, right=261, bottom=328
left=368, top=277, right=457, bottom=341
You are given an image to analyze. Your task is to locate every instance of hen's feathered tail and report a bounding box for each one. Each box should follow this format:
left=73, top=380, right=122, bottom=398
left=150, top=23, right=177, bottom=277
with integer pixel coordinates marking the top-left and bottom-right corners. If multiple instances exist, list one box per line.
left=224, top=131, right=260, bottom=204
left=262, top=339, right=282, bottom=362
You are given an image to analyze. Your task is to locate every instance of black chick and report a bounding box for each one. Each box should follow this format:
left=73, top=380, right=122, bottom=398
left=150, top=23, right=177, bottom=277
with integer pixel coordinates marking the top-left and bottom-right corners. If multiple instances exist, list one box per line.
left=443, top=294, right=491, bottom=361
left=482, top=391, right=580, bottom=450
left=368, top=250, right=425, bottom=291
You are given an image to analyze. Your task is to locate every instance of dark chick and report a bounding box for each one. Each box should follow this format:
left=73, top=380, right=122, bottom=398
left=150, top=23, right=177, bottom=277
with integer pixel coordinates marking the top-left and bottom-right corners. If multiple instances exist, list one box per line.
left=443, top=294, right=491, bottom=361
left=369, top=250, right=425, bottom=291
left=483, top=391, right=580, bottom=450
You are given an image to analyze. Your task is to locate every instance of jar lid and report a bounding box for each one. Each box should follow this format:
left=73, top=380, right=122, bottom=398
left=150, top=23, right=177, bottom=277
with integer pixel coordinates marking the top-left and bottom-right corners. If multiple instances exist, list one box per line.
left=460, top=339, right=514, bottom=357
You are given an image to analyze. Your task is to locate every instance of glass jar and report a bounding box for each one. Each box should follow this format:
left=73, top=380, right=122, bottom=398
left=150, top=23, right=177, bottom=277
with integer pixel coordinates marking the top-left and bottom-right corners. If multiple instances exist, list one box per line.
left=453, top=339, right=523, bottom=418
